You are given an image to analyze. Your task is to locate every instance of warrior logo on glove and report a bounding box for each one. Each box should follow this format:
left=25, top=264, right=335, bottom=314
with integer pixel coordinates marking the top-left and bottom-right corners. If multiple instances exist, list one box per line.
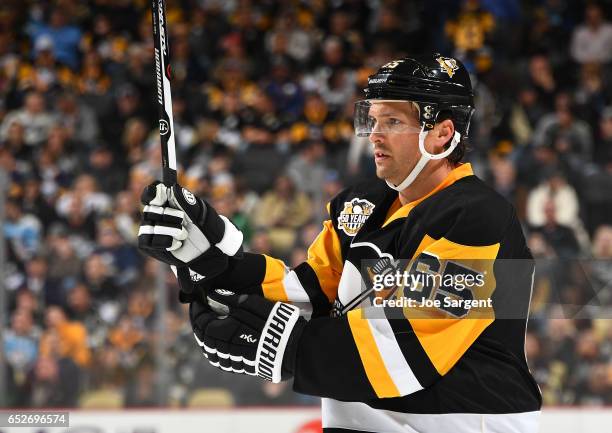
left=190, top=290, right=305, bottom=383
left=182, top=188, right=197, bottom=205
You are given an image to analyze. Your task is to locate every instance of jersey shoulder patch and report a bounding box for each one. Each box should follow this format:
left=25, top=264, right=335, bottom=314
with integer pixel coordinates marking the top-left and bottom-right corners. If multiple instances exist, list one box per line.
left=330, top=179, right=391, bottom=239
left=337, top=197, right=376, bottom=236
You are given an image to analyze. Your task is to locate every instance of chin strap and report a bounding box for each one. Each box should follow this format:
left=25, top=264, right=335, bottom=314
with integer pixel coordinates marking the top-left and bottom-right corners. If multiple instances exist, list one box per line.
left=385, top=127, right=461, bottom=192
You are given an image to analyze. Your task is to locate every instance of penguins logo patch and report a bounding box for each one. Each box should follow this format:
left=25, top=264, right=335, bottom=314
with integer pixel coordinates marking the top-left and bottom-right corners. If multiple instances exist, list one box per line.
left=436, top=56, right=459, bottom=78
left=337, top=198, right=375, bottom=236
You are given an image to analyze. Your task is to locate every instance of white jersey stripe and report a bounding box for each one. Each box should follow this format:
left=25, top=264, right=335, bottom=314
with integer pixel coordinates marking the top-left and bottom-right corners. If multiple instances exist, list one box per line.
left=322, top=399, right=541, bottom=433
left=366, top=317, right=423, bottom=395
left=283, top=270, right=311, bottom=303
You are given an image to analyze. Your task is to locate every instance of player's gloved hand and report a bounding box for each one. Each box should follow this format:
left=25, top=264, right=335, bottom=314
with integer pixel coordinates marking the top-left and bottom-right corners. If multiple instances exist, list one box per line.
left=138, top=181, right=243, bottom=289
left=190, top=289, right=306, bottom=383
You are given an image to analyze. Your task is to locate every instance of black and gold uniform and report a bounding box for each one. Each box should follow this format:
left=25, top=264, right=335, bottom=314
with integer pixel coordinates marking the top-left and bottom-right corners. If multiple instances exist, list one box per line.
left=215, top=163, right=541, bottom=433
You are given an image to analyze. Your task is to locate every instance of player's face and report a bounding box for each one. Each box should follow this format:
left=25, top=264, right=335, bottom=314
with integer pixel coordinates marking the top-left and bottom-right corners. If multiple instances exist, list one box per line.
left=367, top=102, right=423, bottom=185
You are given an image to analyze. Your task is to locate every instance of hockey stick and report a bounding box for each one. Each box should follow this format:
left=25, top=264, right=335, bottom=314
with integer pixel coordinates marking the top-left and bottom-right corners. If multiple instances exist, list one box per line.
left=151, top=0, right=177, bottom=186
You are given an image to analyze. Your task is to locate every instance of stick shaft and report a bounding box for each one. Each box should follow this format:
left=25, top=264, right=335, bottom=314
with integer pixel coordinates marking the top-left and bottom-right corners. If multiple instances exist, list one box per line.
left=151, top=0, right=177, bottom=186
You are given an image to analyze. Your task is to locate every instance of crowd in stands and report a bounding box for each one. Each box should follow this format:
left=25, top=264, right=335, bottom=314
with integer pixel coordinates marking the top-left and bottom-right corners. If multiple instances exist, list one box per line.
left=1, top=0, right=611, bottom=407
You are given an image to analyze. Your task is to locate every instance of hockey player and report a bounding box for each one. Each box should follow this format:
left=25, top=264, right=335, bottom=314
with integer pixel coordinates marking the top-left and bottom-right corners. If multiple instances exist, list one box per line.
left=138, top=54, right=542, bottom=433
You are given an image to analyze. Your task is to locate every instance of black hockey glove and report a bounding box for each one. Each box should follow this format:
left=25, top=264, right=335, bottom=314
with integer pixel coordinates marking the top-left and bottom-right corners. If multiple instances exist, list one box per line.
left=190, top=289, right=306, bottom=383
left=138, top=181, right=243, bottom=290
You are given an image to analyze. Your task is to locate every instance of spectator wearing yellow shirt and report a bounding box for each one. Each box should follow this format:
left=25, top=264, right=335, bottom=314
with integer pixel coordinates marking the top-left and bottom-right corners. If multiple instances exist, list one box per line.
left=40, top=305, right=91, bottom=368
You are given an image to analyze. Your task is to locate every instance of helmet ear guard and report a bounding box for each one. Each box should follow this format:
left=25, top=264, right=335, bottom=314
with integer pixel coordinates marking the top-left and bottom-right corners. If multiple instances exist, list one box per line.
left=413, top=101, right=474, bottom=138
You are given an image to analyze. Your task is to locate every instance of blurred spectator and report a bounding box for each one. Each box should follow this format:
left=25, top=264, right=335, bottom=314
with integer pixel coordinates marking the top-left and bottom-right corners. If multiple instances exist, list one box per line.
left=252, top=175, right=312, bottom=255
left=301, top=36, right=355, bottom=110
left=28, top=355, right=80, bottom=408
left=526, top=169, right=589, bottom=250
left=526, top=55, right=557, bottom=112
left=574, top=63, right=611, bottom=131
left=509, top=86, right=547, bottom=146
left=572, top=329, right=610, bottom=404
left=76, top=51, right=112, bottom=115
left=596, top=105, right=612, bottom=163
left=14, top=289, right=42, bottom=324
left=4, top=198, right=42, bottom=262
left=40, top=306, right=91, bottom=368
left=53, top=90, right=99, bottom=146
left=125, top=361, right=157, bottom=407
left=532, top=93, right=593, bottom=171
left=24, top=255, right=61, bottom=306
left=0, top=91, right=54, bottom=147
left=590, top=225, right=612, bottom=305
left=299, top=222, right=325, bottom=250
left=55, top=174, right=112, bottom=239
left=87, top=145, right=127, bottom=196
left=212, top=189, right=253, bottom=245
left=487, top=151, right=517, bottom=203
left=95, top=218, right=141, bottom=287
left=3, top=309, right=40, bottom=406
left=1, top=121, right=30, bottom=160
left=126, top=290, right=155, bottom=329
left=250, top=230, right=273, bottom=256
left=592, top=225, right=612, bottom=259
left=113, top=191, right=140, bottom=243
left=82, top=253, right=120, bottom=300
left=290, top=246, right=308, bottom=268
left=287, top=140, right=327, bottom=198
left=289, top=92, right=353, bottom=154
left=581, top=107, right=612, bottom=232
left=45, top=224, right=80, bottom=282
left=102, top=84, right=147, bottom=146
left=21, top=175, right=58, bottom=232
left=121, top=117, right=149, bottom=164
left=65, top=282, right=99, bottom=333
left=530, top=201, right=580, bottom=258
left=570, top=3, right=612, bottom=64
left=43, top=124, right=78, bottom=175
left=108, top=315, right=145, bottom=368
left=26, top=8, right=82, bottom=69
left=12, top=36, right=73, bottom=95
left=90, top=344, right=125, bottom=390
left=265, top=10, right=314, bottom=65
left=445, top=0, right=495, bottom=54
left=525, top=331, right=548, bottom=393
left=263, top=56, right=304, bottom=122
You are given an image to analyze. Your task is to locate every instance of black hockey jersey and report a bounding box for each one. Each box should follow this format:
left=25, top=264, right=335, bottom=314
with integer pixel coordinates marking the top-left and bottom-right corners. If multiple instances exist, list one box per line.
left=220, top=163, right=542, bottom=433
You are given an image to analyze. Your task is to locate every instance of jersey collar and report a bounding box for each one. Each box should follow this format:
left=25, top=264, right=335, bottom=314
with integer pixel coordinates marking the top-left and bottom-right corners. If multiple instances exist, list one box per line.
left=383, top=163, right=474, bottom=227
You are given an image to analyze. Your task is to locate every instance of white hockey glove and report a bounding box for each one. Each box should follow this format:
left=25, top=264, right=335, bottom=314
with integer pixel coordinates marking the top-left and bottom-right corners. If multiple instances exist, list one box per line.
left=190, top=289, right=306, bottom=383
left=138, top=181, right=243, bottom=289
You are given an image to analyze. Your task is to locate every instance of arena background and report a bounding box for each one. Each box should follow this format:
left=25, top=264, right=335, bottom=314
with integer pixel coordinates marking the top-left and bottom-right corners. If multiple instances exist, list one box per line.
left=0, top=0, right=610, bottom=432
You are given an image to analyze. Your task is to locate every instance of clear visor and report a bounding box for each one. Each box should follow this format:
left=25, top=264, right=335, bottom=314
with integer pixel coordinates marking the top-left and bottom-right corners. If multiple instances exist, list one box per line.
left=354, top=100, right=423, bottom=137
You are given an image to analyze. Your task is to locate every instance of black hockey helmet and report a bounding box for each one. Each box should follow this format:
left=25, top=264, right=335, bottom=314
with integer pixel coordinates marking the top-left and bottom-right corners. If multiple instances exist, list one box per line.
left=355, top=54, right=475, bottom=137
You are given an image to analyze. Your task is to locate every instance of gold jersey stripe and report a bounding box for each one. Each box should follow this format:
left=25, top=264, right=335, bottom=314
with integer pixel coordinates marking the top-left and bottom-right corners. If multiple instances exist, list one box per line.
left=411, top=317, right=495, bottom=375
left=261, top=254, right=289, bottom=302
left=407, top=236, right=500, bottom=375
left=348, top=309, right=400, bottom=398
left=306, top=220, right=344, bottom=302
left=421, top=236, right=500, bottom=260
